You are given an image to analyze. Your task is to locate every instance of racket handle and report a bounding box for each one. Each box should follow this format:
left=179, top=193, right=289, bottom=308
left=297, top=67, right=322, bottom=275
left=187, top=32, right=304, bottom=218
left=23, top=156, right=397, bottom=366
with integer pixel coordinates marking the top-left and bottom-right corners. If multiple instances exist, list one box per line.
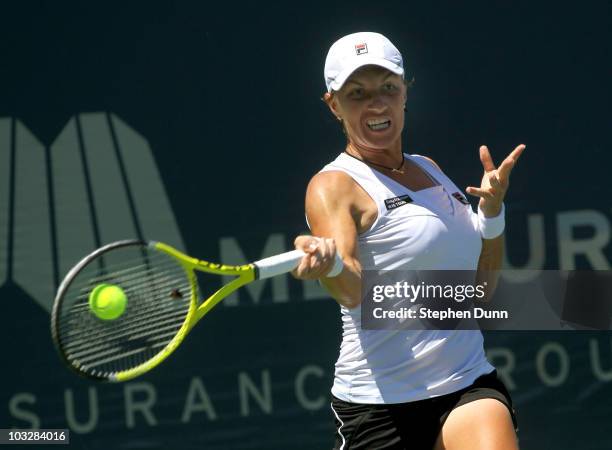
left=254, top=249, right=344, bottom=280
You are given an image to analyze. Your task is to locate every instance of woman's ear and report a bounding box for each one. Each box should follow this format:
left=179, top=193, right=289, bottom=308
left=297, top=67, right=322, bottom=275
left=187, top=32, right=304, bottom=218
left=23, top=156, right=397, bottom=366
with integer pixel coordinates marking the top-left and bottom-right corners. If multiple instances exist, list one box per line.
left=322, top=91, right=341, bottom=121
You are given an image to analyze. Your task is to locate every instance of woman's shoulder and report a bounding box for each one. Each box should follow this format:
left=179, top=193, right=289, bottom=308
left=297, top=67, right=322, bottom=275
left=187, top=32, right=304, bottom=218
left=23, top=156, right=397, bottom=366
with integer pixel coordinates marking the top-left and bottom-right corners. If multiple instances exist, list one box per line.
left=408, top=153, right=442, bottom=172
left=308, top=153, right=360, bottom=194
left=307, top=169, right=357, bottom=199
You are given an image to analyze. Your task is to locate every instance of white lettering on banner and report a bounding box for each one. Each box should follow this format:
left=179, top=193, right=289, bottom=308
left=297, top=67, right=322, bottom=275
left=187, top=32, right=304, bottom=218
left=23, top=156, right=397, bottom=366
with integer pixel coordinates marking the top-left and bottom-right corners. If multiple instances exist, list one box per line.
left=589, top=337, right=612, bottom=382
left=5, top=351, right=612, bottom=431
left=181, top=377, right=218, bottom=422
left=0, top=118, right=10, bottom=287
left=64, top=387, right=98, bottom=434
left=124, top=382, right=158, bottom=429
left=502, top=214, right=546, bottom=282
left=8, top=393, right=40, bottom=429
left=238, top=370, right=273, bottom=416
left=557, top=210, right=611, bottom=270
left=294, top=365, right=326, bottom=411
left=2, top=120, right=55, bottom=309
left=485, top=348, right=517, bottom=390
left=503, top=210, right=612, bottom=282
left=536, top=342, right=570, bottom=387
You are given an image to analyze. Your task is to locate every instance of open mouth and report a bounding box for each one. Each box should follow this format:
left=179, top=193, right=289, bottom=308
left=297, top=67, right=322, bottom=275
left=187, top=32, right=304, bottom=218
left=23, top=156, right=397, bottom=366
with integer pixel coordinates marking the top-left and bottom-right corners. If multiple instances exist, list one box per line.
left=366, top=118, right=391, bottom=131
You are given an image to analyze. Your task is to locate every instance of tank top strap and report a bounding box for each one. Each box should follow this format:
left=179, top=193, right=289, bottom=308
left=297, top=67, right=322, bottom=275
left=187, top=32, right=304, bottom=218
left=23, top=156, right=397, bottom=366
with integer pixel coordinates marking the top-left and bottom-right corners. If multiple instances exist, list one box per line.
left=408, top=154, right=467, bottom=203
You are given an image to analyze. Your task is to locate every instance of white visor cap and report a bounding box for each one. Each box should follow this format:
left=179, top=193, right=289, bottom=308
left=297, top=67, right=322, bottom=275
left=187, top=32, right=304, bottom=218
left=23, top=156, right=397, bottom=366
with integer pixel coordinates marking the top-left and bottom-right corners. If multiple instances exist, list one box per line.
left=324, top=32, right=404, bottom=92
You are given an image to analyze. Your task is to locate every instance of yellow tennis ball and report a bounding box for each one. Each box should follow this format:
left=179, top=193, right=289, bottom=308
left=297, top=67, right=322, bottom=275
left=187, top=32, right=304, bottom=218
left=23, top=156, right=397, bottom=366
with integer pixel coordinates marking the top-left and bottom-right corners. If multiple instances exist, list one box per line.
left=89, top=284, right=127, bottom=320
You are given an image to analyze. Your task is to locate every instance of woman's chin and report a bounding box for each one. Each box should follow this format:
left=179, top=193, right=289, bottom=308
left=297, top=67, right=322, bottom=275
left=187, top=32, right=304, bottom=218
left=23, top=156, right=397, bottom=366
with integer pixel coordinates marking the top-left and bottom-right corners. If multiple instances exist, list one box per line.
left=358, top=135, right=400, bottom=151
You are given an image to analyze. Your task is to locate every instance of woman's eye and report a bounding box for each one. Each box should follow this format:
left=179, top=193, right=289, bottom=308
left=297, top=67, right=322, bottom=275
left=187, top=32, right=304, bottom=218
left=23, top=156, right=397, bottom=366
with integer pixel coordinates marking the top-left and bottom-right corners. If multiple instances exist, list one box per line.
left=383, top=83, right=397, bottom=92
left=350, top=88, right=364, bottom=97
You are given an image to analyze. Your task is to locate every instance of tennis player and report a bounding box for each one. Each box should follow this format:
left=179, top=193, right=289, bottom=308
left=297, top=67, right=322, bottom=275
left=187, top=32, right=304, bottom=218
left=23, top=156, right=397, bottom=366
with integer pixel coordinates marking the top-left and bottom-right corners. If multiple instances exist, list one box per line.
left=292, top=32, right=524, bottom=449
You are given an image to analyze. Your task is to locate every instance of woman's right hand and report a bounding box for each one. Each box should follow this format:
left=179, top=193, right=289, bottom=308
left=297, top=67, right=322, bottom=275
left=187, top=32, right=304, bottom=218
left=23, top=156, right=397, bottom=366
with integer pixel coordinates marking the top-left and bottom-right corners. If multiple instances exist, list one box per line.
left=291, top=235, right=338, bottom=280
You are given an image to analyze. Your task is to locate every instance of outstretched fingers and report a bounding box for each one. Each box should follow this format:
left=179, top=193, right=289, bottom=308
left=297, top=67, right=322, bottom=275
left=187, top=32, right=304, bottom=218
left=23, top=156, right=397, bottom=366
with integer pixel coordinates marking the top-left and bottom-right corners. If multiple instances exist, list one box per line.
left=466, top=186, right=494, bottom=199
left=479, top=145, right=497, bottom=172
left=497, top=144, right=526, bottom=180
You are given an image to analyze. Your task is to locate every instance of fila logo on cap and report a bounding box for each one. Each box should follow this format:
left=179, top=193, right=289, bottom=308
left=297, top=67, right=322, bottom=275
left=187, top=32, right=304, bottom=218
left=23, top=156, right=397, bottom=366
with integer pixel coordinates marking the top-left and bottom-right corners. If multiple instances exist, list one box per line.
left=355, top=42, right=368, bottom=55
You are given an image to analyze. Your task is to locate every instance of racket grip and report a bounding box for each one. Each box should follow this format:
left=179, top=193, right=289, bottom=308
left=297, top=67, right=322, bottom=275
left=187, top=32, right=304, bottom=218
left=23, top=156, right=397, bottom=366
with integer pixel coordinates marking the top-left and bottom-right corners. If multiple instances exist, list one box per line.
left=254, top=249, right=344, bottom=280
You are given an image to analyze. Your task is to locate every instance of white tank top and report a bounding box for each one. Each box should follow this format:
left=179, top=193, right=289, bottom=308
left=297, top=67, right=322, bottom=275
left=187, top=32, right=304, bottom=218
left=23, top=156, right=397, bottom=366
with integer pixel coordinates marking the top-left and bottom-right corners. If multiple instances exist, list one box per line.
left=319, top=152, right=494, bottom=404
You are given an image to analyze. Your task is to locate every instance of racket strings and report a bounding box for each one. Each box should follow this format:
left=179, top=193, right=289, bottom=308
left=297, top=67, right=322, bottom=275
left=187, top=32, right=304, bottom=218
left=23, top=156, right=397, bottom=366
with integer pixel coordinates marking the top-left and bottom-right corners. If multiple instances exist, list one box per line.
left=65, top=278, right=189, bottom=357
left=61, top=288, right=189, bottom=355
left=60, top=298, right=188, bottom=345
left=60, top=264, right=190, bottom=325
left=66, top=254, right=187, bottom=295
left=59, top=261, right=189, bottom=333
left=65, top=288, right=189, bottom=374
left=56, top=246, right=195, bottom=378
left=62, top=303, right=189, bottom=360
left=64, top=305, right=187, bottom=372
left=63, top=302, right=189, bottom=370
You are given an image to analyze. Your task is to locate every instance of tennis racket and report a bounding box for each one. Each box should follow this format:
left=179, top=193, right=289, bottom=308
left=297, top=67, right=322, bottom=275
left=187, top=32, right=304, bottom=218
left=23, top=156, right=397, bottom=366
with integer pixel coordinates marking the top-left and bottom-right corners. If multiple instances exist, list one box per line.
left=51, top=239, right=342, bottom=382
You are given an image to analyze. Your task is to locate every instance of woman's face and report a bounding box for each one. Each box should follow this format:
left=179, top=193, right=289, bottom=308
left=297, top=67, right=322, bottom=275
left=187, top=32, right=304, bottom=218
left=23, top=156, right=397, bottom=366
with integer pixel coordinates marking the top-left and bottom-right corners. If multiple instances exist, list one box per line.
left=326, top=65, right=406, bottom=152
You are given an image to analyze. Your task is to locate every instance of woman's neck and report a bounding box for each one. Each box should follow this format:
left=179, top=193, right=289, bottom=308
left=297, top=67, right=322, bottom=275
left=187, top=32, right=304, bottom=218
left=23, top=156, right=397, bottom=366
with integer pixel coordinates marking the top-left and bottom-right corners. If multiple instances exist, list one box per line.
left=345, top=141, right=404, bottom=170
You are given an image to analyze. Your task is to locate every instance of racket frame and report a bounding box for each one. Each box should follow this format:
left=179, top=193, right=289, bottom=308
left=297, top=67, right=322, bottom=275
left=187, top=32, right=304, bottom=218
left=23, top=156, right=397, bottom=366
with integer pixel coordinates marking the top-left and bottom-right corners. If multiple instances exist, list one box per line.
left=51, top=240, right=256, bottom=382
left=52, top=239, right=341, bottom=382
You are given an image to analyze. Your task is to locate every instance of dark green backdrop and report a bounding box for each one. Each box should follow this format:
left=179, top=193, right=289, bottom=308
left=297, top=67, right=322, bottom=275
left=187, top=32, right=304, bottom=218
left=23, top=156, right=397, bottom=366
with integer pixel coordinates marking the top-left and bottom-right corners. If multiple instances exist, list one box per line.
left=1, top=1, right=611, bottom=449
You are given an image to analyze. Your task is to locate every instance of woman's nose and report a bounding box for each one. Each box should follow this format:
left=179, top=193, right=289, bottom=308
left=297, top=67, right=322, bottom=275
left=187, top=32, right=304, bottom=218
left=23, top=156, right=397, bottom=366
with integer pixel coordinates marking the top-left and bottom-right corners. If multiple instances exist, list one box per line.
left=367, top=97, right=387, bottom=113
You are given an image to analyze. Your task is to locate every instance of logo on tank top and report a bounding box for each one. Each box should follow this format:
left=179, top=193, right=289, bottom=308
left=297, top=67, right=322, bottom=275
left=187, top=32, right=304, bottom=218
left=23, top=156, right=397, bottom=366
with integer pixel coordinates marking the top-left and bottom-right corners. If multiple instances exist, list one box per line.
left=451, top=192, right=470, bottom=205
left=384, top=194, right=413, bottom=210
left=355, top=42, right=368, bottom=55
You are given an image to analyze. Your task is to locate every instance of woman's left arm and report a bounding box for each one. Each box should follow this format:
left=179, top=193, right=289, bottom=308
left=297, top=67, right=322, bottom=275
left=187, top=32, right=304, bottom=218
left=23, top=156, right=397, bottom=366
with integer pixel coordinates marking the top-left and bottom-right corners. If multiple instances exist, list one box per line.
left=467, top=144, right=526, bottom=300
left=476, top=234, right=504, bottom=300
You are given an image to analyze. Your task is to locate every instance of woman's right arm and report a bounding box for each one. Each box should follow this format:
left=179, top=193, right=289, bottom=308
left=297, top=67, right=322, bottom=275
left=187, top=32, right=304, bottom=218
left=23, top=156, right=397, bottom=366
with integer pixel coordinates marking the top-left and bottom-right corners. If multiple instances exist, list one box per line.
left=292, top=171, right=364, bottom=309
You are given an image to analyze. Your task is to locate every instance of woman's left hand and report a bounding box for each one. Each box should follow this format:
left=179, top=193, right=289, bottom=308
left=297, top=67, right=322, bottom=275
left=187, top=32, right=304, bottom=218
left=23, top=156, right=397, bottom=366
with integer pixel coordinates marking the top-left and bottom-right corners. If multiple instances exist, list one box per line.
left=466, top=144, right=526, bottom=217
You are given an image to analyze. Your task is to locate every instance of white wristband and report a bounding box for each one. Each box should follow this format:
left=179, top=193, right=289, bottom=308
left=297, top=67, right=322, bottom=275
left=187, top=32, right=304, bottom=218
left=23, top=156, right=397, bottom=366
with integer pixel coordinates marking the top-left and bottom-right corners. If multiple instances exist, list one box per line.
left=478, top=203, right=505, bottom=239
